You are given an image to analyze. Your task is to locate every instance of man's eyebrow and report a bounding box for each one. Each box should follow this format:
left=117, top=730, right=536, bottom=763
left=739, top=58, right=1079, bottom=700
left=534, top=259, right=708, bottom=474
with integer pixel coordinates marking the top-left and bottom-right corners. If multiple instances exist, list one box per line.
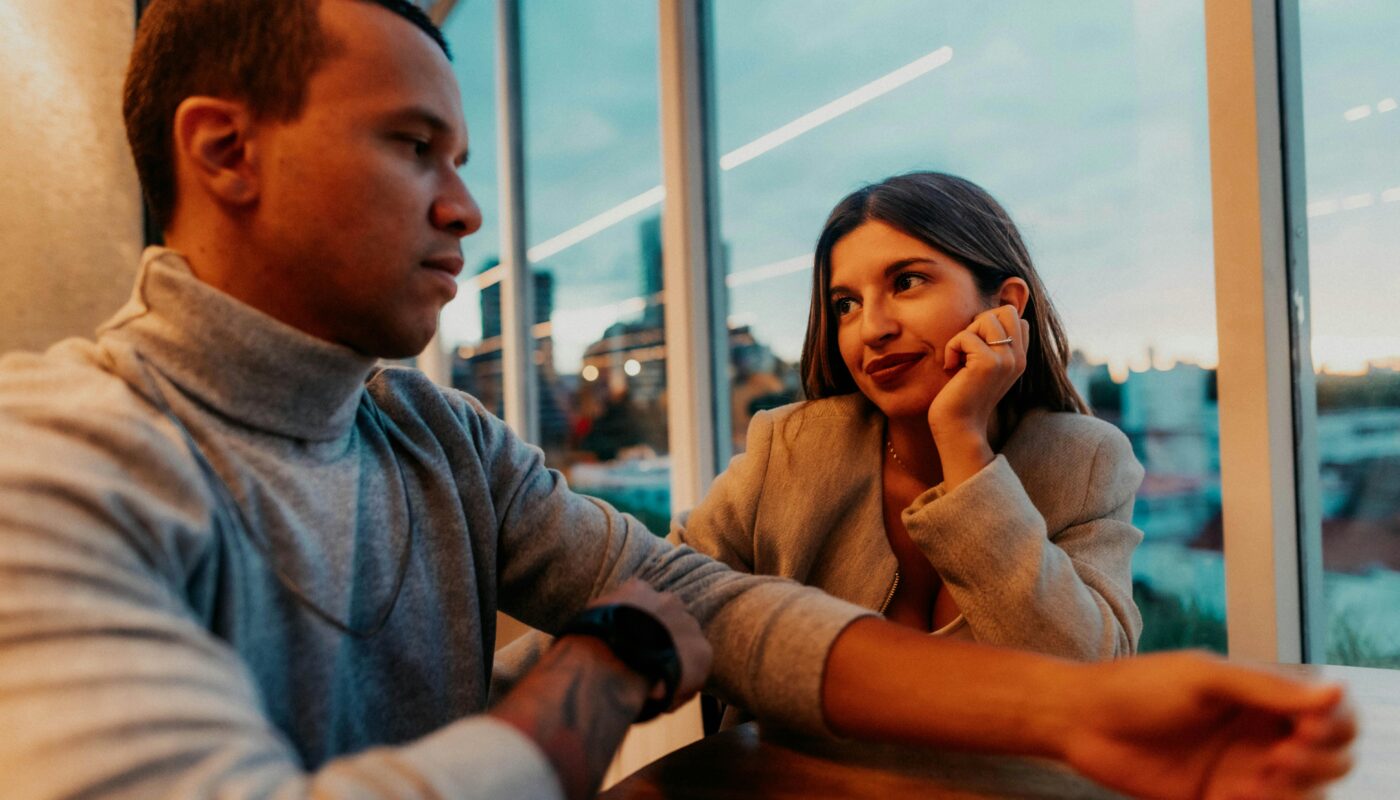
left=383, top=107, right=470, bottom=166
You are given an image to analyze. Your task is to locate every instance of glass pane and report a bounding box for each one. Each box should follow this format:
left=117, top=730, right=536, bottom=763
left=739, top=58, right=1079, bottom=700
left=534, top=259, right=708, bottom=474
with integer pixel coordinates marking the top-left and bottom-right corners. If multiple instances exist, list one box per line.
left=709, top=0, right=1225, bottom=650
left=1294, top=0, right=1400, bottom=668
left=520, top=1, right=670, bottom=532
left=439, top=2, right=504, bottom=416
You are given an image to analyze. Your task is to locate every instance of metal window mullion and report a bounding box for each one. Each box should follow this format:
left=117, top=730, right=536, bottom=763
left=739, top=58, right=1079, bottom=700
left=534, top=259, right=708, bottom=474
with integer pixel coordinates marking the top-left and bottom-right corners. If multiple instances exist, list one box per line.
left=658, top=0, right=727, bottom=511
left=496, top=0, right=538, bottom=442
left=594, top=2, right=720, bottom=783
left=1204, top=0, right=1303, bottom=662
left=1275, top=0, right=1327, bottom=662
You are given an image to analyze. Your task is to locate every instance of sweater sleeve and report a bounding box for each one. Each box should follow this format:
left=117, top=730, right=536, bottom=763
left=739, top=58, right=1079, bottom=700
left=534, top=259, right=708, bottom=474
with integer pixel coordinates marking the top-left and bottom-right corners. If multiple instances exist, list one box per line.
left=901, top=425, right=1144, bottom=660
left=0, top=390, right=565, bottom=799
left=465, top=400, right=871, bottom=735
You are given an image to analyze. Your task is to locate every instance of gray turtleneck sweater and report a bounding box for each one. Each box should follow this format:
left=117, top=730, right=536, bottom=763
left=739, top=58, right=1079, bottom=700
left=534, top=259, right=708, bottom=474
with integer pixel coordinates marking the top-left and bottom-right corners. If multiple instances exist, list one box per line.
left=0, top=248, right=869, bottom=799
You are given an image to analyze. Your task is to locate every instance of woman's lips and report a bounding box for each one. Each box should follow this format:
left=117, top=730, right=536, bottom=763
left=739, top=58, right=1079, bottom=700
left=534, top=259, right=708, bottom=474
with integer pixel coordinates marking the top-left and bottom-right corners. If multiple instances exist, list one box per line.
left=865, top=353, right=925, bottom=388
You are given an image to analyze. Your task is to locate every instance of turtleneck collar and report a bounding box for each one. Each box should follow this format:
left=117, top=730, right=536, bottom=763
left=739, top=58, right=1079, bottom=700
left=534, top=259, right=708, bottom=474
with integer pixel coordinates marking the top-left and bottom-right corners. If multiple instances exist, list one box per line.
left=99, top=247, right=378, bottom=442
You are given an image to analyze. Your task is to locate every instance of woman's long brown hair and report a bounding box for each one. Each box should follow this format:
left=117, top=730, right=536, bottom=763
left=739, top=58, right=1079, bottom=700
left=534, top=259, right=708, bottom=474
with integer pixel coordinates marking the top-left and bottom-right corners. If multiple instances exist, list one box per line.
left=800, top=172, right=1089, bottom=434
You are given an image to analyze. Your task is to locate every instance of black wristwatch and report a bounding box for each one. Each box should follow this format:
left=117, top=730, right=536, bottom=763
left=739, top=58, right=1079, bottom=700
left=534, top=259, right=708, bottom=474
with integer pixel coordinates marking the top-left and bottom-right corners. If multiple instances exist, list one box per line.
left=558, top=603, right=681, bottom=722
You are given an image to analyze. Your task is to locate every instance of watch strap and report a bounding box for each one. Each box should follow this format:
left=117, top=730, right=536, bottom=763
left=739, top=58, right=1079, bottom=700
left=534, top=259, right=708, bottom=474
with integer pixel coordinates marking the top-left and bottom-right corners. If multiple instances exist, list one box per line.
left=559, top=604, right=681, bottom=722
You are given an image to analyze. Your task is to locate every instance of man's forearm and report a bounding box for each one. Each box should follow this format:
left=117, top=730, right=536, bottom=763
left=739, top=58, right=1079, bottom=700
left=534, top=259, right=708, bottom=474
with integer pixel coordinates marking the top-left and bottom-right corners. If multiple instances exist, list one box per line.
left=489, top=635, right=650, bottom=800
left=822, top=617, right=1074, bottom=757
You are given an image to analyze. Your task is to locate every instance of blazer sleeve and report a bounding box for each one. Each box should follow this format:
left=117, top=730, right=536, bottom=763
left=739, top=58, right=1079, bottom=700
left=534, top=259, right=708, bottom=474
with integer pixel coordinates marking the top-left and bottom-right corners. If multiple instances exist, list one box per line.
left=901, top=425, right=1144, bottom=660
left=666, top=409, right=778, bottom=571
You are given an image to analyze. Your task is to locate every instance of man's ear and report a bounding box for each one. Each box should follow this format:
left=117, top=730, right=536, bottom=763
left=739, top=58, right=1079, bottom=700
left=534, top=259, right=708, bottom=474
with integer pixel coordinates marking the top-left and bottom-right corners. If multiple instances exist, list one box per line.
left=996, top=277, right=1031, bottom=315
left=172, top=96, right=260, bottom=207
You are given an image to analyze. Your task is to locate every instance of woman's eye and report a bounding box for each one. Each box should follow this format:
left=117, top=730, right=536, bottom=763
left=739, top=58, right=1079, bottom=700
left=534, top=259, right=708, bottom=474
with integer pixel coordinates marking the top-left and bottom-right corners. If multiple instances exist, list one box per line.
left=832, top=297, right=857, bottom=317
left=894, top=273, right=927, bottom=291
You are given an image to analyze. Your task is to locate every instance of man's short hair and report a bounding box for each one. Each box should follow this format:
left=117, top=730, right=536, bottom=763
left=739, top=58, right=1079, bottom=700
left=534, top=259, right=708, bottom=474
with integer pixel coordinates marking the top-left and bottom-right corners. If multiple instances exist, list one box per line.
left=123, top=0, right=451, bottom=231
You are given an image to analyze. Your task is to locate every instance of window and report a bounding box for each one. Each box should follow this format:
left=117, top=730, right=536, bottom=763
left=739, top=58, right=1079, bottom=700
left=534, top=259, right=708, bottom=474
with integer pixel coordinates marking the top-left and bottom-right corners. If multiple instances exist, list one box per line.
left=1292, top=0, right=1400, bottom=668
left=520, top=1, right=670, bottom=531
left=439, top=1, right=505, bottom=416
left=708, top=0, right=1224, bottom=650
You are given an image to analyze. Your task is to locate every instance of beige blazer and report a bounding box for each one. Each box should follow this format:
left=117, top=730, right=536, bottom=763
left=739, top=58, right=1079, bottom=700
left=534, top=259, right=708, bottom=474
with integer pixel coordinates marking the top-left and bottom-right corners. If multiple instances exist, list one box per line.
left=672, top=394, right=1144, bottom=660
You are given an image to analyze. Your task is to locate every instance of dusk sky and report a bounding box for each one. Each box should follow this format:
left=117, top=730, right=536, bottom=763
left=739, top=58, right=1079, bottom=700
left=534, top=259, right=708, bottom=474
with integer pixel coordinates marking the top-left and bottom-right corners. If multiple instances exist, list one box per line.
left=437, top=0, right=1397, bottom=380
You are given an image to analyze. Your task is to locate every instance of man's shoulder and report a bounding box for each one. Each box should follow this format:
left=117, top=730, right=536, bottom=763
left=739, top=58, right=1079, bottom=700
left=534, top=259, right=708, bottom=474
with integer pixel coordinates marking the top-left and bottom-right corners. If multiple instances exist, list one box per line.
left=0, top=339, right=215, bottom=575
left=365, top=365, right=513, bottom=452
left=366, top=365, right=489, bottom=419
left=0, top=338, right=201, bottom=479
left=0, top=338, right=150, bottom=421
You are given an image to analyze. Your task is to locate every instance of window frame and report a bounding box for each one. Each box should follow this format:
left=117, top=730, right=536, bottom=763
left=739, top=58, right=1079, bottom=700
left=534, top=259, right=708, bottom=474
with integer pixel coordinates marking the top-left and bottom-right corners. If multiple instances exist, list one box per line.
left=450, top=0, right=1325, bottom=664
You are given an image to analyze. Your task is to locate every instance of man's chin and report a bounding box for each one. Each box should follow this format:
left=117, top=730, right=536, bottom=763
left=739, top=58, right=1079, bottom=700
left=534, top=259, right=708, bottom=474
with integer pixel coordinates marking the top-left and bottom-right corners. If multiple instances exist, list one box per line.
left=346, top=319, right=441, bottom=363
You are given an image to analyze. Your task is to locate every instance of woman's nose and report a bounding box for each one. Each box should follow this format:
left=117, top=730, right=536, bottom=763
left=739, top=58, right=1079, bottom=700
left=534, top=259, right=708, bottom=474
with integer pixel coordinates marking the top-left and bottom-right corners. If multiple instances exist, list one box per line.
left=860, top=299, right=899, bottom=345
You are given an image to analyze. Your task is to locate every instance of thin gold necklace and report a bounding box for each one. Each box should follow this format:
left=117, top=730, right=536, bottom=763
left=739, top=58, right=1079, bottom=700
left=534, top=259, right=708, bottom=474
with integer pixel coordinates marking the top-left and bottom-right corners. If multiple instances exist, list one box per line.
left=881, top=435, right=908, bottom=616
left=886, top=437, right=913, bottom=474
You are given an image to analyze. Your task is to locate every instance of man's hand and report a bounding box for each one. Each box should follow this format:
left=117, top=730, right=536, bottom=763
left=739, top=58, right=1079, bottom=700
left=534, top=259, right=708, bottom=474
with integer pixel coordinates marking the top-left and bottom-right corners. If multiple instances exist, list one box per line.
left=1062, top=652, right=1356, bottom=800
left=489, top=580, right=711, bottom=800
left=593, top=578, right=712, bottom=713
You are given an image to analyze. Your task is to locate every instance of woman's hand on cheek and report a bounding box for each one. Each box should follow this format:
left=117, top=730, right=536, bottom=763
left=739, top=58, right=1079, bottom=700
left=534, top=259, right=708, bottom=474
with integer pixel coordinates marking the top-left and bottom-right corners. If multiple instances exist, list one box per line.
left=927, top=304, right=1029, bottom=445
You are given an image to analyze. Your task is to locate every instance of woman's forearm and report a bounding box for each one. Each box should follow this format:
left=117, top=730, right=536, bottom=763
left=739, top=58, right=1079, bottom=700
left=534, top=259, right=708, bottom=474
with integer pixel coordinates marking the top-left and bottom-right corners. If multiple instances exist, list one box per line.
left=929, top=425, right=995, bottom=492
left=821, top=616, right=1072, bottom=756
left=822, top=617, right=1356, bottom=800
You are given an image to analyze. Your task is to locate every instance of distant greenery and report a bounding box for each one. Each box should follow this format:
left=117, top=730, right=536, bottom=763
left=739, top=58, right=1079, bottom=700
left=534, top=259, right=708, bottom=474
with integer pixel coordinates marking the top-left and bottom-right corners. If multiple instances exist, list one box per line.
left=1316, top=371, right=1400, bottom=410
left=1327, top=614, right=1400, bottom=668
left=1134, top=581, right=1227, bottom=654
left=1135, top=583, right=1400, bottom=667
left=584, top=489, right=671, bottom=537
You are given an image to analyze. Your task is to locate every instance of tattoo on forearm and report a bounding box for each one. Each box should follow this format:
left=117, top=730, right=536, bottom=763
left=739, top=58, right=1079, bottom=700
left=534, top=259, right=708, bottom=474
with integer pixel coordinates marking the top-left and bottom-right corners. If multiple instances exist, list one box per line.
left=496, top=638, right=648, bottom=800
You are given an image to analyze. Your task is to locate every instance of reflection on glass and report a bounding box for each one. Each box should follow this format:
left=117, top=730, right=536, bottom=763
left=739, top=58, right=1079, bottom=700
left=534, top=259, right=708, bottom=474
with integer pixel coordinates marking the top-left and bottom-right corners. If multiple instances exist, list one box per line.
left=1296, top=0, right=1400, bottom=668
left=520, top=2, right=669, bottom=531
left=710, top=1, right=1224, bottom=650
left=439, top=2, right=504, bottom=416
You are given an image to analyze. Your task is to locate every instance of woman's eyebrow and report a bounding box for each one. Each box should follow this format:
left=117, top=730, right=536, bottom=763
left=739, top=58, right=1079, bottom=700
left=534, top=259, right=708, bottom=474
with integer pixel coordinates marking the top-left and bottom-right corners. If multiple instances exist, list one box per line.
left=883, top=257, right=939, bottom=276
left=829, top=257, right=939, bottom=298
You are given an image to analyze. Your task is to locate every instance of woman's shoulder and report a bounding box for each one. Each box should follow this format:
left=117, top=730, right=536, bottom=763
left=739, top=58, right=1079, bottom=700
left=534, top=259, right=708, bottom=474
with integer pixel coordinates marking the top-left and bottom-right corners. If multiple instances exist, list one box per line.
left=1006, top=410, right=1141, bottom=481
left=1011, top=409, right=1130, bottom=453
left=753, top=393, right=880, bottom=443
left=1005, top=410, right=1144, bottom=508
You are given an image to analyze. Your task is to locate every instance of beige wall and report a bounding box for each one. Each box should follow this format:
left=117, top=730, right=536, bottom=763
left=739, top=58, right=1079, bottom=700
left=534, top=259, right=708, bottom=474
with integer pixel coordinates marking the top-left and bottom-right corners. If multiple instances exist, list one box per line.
left=0, top=0, right=142, bottom=354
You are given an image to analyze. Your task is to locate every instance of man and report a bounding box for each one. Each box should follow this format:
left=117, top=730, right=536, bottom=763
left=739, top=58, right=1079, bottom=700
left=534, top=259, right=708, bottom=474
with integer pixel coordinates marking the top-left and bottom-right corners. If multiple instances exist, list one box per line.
left=0, top=1, right=1355, bottom=798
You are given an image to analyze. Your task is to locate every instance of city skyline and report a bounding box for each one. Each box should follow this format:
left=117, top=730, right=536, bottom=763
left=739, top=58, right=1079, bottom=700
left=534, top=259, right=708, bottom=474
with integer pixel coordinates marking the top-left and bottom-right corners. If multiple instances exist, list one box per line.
left=437, top=0, right=1397, bottom=383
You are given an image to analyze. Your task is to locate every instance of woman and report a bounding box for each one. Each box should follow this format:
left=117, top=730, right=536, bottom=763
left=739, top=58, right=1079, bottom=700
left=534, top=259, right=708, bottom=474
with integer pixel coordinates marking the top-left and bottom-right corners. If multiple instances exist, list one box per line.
left=673, top=172, right=1142, bottom=658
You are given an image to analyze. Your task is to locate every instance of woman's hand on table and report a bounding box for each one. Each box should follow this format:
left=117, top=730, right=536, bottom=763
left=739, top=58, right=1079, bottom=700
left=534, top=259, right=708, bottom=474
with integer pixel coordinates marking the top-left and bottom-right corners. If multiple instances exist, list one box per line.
left=1062, top=651, right=1356, bottom=799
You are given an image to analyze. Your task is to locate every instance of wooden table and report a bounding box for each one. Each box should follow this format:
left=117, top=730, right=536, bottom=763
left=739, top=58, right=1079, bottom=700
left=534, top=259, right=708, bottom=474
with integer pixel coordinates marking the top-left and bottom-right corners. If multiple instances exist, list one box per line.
left=600, top=664, right=1400, bottom=799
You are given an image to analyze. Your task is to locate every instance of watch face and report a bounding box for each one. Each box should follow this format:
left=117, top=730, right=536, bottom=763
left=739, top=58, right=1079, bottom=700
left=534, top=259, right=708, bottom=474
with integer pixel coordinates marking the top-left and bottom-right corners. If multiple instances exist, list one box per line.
left=615, top=606, right=671, bottom=650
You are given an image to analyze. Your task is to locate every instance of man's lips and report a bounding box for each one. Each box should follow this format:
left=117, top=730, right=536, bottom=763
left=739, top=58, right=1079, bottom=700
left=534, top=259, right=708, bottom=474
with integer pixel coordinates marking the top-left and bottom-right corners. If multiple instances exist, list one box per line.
left=421, top=255, right=465, bottom=278
left=864, top=352, right=925, bottom=388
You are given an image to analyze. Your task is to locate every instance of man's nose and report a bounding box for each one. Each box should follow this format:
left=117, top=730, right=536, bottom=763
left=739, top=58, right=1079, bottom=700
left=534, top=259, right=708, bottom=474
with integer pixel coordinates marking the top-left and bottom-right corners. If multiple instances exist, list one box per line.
left=432, top=171, right=483, bottom=239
